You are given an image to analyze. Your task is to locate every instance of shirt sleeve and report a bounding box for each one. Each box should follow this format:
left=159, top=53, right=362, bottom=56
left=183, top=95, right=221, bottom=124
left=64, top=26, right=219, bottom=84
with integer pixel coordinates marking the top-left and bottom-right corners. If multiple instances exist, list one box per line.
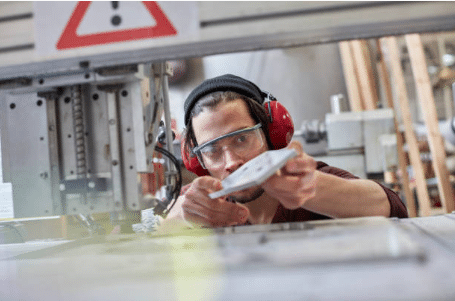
left=316, top=161, right=408, bottom=218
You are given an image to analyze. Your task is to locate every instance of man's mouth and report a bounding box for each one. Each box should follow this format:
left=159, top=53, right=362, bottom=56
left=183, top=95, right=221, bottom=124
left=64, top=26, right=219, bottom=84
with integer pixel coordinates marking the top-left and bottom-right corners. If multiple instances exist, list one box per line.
left=228, top=187, right=265, bottom=204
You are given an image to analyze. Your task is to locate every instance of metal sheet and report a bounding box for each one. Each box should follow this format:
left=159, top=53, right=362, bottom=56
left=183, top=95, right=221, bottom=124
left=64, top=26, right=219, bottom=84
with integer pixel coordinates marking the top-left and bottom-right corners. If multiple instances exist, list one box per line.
left=363, top=109, right=395, bottom=173
left=118, top=81, right=144, bottom=211
left=3, top=92, right=53, bottom=217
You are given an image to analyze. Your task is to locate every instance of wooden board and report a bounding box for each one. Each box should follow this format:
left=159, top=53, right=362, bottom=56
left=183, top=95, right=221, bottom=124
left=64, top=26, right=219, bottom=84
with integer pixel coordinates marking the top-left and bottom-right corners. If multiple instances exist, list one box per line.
left=381, top=36, right=432, bottom=216
left=350, top=40, right=378, bottom=111
left=376, top=39, right=417, bottom=218
left=405, top=34, right=455, bottom=214
left=339, top=41, right=364, bottom=112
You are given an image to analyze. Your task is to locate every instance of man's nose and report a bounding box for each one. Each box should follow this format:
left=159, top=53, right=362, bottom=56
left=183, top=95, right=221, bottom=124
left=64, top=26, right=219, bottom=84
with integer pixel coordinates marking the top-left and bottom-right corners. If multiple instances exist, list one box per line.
left=223, top=148, right=243, bottom=172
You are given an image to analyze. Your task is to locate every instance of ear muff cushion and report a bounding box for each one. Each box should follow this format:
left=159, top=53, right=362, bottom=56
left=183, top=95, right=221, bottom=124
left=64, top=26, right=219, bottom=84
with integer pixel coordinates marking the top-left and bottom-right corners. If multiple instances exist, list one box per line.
left=180, top=136, right=210, bottom=176
left=265, top=101, right=294, bottom=150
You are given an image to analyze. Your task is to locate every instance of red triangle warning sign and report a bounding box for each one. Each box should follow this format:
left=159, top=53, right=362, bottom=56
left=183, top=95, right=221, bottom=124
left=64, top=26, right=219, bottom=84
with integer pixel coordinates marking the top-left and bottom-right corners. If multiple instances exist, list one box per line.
left=56, top=1, right=177, bottom=50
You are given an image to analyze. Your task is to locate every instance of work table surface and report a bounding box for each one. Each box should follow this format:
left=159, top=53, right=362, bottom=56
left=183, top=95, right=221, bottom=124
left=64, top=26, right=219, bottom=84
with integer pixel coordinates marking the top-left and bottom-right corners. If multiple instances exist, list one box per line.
left=1, top=214, right=455, bottom=301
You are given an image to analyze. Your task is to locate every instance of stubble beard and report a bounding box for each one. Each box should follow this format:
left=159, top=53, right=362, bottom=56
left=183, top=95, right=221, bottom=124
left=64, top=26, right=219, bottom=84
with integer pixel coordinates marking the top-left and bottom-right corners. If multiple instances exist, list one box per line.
left=227, top=186, right=265, bottom=204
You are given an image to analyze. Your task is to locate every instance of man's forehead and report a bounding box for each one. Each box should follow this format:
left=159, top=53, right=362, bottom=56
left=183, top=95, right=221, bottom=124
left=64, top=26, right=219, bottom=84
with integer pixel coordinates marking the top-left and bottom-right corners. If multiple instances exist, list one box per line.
left=192, top=99, right=256, bottom=145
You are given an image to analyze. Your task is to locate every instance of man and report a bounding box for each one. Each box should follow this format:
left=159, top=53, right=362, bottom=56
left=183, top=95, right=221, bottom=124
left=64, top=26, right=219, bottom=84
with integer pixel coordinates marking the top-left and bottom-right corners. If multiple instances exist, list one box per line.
left=167, top=74, right=408, bottom=228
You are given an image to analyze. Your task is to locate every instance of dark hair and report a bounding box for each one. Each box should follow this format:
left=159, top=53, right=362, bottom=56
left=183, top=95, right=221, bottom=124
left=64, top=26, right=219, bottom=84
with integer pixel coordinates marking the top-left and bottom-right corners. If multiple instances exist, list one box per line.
left=184, top=74, right=265, bottom=126
left=184, top=91, right=273, bottom=156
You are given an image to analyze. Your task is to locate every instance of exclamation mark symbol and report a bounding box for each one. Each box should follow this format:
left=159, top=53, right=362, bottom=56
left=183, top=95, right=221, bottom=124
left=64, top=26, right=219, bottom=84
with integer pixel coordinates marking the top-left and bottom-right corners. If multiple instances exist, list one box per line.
left=111, top=1, right=121, bottom=26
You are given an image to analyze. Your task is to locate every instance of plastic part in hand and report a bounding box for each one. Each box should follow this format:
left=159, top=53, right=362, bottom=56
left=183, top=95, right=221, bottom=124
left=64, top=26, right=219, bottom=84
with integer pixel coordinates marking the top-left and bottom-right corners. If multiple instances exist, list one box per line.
left=209, top=148, right=298, bottom=199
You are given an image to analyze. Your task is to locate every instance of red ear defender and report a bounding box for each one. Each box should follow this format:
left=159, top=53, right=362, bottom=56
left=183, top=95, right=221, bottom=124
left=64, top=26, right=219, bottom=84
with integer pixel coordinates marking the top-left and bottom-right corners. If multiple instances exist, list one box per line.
left=265, top=100, right=294, bottom=150
left=180, top=134, right=210, bottom=176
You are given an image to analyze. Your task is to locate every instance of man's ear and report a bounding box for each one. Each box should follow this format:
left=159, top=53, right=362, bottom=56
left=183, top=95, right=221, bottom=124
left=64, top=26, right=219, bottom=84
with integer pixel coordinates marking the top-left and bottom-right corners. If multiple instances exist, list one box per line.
left=180, top=135, right=210, bottom=176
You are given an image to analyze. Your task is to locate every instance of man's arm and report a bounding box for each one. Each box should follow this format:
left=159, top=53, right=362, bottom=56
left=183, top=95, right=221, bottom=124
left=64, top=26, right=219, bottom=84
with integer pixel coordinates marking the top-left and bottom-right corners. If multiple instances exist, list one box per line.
left=303, top=172, right=391, bottom=218
left=262, top=141, right=405, bottom=218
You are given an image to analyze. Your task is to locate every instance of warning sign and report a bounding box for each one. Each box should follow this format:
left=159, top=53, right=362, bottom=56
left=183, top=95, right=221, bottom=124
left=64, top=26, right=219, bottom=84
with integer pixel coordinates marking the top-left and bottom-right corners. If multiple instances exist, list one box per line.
left=34, top=1, right=199, bottom=56
left=57, top=2, right=177, bottom=49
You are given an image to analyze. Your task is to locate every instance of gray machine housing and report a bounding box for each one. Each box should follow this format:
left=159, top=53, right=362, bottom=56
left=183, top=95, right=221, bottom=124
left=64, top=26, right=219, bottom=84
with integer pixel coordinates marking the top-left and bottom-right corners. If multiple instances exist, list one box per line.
left=0, top=64, right=170, bottom=218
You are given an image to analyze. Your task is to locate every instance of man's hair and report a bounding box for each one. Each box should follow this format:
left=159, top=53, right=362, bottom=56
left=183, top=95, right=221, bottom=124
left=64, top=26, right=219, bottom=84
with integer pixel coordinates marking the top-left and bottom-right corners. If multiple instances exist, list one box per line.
left=184, top=91, right=273, bottom=156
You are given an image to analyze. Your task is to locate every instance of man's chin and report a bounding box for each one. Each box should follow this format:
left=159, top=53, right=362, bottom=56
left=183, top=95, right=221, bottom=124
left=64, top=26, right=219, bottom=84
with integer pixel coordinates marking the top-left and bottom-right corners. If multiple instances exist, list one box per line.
left=228, top=187, right=265, bottom=204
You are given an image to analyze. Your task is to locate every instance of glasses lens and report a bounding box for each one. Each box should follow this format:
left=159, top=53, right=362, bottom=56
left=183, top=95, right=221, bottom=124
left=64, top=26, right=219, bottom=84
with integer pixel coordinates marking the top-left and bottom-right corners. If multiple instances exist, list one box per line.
left=197, top=125, right=263, bottom=168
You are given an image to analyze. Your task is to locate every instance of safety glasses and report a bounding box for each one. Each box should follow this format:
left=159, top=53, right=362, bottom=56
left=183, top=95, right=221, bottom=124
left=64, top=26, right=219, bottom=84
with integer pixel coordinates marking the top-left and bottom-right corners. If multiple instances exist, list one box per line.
left=193, top=123, right=263, bottom=169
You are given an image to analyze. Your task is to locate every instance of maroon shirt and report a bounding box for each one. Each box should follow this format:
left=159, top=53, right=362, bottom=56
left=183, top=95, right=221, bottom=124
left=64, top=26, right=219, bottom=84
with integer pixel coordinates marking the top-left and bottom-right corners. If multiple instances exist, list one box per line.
left=270, top=161, right=408, bottom=223
left=179, top=161, right=408, bottom=224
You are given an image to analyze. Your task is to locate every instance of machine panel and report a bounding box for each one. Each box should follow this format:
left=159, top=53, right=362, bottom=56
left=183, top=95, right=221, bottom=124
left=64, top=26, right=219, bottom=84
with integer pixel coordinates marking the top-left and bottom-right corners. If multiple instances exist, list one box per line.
left=1, top=2, right=455, bottom=79
left=2, top=92, right=55, bottom=217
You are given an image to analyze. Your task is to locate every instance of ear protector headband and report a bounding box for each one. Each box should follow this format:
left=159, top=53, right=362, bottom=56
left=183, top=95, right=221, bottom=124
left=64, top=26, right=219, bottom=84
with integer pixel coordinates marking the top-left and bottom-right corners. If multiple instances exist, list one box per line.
left=182, top=74, right=294, bottom=176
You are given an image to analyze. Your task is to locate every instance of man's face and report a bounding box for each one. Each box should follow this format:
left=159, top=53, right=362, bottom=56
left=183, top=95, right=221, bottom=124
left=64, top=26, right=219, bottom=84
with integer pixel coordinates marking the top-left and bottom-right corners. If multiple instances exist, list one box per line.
left=192, top=99, right=268, bottom=200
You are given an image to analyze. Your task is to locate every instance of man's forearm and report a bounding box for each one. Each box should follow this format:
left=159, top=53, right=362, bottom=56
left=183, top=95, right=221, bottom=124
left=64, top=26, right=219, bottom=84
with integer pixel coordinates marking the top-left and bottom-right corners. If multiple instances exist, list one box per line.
left=302, top=171, right=391, bottom=218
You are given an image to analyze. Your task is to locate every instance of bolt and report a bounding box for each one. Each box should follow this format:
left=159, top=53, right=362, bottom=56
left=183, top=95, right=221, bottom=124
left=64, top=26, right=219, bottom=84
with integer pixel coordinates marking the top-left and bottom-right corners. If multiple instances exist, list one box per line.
left=88, top=181, right=96, bottom=189
left=259, top=234, right=268, bottom=244
left=59, top=184, right=66, bottom=191
left=40, top=172, right=48, bottom=179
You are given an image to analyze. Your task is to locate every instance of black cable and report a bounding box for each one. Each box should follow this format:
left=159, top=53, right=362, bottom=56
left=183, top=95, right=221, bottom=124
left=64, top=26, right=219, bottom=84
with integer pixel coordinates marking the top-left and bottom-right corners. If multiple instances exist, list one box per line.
left=154, top=145, right=182, bottom=216
left=154, top=145, right=182, bottom=198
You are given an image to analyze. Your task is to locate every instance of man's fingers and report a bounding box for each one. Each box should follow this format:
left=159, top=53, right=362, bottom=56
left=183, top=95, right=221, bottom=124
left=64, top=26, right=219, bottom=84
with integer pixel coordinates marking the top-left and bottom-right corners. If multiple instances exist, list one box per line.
left=192, top=176, right=223, bottom=191
left=284, top=157, right=316, bottom=174
left=182, top=188, right=250, bottom=227
left=287, top=140, right=304, bottom=153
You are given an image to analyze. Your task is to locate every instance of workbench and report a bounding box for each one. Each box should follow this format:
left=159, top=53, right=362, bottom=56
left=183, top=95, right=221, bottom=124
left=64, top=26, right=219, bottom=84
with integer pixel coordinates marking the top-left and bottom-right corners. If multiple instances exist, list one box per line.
left=1, top=214, right=455, bottom=301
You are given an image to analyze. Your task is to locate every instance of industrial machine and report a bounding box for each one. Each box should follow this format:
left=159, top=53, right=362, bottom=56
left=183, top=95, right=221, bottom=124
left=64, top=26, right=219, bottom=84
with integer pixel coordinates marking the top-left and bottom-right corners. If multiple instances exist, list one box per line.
left=0, top=62, right=178, bottom=218
left=296, top=105, right=397, bottom=179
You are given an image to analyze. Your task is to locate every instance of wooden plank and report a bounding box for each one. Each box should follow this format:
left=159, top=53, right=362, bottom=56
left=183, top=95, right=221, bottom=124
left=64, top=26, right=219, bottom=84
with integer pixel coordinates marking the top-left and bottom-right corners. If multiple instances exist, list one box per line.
left=339, top=41, right=364, bottom=111
left=350, top=40, right=377, bottom=111
left=405, top=33, right=455, bottom=214
left=381, top=36, right=432, bottom=216
left=361, top=40, right=379, bottom=107
left=376, top=39, right=417, bottom=218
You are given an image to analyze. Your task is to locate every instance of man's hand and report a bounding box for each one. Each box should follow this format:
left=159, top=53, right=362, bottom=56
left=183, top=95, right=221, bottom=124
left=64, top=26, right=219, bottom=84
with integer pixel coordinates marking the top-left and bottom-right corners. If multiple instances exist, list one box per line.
left=261, top=141, right=318, bottom=209
left=177, top=176, right=250, bottom=228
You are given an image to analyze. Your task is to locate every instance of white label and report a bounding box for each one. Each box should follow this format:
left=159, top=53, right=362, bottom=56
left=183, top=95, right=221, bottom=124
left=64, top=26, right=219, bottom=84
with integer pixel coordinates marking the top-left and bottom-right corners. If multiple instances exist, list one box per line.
left=0, top=183, right=14, bottom=219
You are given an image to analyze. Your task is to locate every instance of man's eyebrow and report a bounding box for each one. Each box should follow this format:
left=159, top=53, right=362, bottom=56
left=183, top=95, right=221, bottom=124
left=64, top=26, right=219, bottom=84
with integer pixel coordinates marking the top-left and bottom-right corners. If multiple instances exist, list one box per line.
left=195, top=124, right=258, bottom=151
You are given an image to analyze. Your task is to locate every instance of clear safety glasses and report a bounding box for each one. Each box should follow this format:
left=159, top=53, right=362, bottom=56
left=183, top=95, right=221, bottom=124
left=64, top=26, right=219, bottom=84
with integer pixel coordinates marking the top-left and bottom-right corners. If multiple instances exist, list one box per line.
left=193, top=123, right=264, bottom=169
